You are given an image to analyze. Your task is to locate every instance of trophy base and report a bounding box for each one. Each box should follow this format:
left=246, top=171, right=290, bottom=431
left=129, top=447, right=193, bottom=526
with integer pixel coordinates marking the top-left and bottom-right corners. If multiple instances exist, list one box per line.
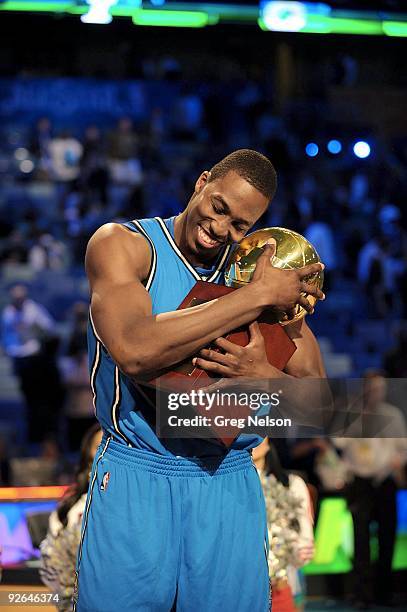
left=148, top=281, right=296, bottom=446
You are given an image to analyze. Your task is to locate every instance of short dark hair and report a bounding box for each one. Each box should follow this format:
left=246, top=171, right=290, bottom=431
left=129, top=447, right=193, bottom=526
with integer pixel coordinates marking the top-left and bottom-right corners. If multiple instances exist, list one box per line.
left=208, top=149, right=277, bottom=201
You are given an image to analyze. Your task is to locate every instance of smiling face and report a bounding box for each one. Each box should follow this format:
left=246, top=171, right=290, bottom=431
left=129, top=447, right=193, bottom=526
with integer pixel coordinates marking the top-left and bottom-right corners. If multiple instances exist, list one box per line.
left=180, top=170, right=270, bottom=265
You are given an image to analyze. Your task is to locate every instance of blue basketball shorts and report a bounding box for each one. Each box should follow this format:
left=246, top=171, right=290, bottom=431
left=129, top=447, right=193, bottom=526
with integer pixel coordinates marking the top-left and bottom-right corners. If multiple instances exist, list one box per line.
left=74, top=436, right=270, bottom=612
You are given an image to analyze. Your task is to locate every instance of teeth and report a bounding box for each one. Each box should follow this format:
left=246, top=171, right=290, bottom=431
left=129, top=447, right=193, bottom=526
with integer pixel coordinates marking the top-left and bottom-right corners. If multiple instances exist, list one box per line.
left=198, top=226, right=218, bottom=247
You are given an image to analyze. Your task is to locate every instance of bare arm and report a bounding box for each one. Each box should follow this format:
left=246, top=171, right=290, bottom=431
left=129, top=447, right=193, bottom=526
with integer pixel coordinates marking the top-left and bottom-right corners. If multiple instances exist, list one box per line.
left=284, top=318, right=326, bottom=378
left=87, top=224, right=324, bottom=379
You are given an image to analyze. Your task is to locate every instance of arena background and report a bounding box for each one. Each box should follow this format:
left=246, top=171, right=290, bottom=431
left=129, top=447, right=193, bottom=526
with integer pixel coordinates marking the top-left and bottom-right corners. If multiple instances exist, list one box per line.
left=0, top=1, right=406, bottom=610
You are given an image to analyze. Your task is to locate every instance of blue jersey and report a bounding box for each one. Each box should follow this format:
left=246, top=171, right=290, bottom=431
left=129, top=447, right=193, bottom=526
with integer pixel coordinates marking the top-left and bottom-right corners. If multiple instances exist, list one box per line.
left=87, top=216, right=262, bottom=456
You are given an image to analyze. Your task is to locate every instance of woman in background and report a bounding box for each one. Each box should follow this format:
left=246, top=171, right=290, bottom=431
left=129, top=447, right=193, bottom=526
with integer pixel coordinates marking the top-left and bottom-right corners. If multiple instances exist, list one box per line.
left=253, top=438, right=315, bottom=612
left=40, top=423, right=102, bottom=611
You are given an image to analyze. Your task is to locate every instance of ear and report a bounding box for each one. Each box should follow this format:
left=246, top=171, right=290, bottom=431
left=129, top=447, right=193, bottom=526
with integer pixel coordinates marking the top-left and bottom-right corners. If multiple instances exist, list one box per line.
left=194, top=170, right=211, bottom=194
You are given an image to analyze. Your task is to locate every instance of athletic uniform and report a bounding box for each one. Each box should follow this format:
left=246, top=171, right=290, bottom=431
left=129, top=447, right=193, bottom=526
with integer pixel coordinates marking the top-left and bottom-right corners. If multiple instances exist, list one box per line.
left=74, top=217, right=270, bottom=612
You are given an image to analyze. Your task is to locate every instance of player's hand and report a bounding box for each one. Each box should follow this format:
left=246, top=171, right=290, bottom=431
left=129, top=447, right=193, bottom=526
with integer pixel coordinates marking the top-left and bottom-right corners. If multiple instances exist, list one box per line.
left=251, top=244, right=325, bottom=313
left=193, top=322, right=275, bottom=378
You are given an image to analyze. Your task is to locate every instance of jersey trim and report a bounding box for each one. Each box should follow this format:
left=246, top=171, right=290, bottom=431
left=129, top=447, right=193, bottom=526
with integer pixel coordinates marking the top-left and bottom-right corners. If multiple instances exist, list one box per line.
left=124, top=220, right=157, bottom=291
left=155, top=216, right=201, bottom=281
left=74, top=435, right=112, bottom=608
left=89, top=308, right=104, bottom=345
left=155, top=216, right=231, bottom=283
left=111, top=366, right=131, bottom=446
left=90, top=340, right=101, bottom=416
left=89, top=311, right=102, bottom=417
left=89, top=308, right=132, bottom=446
left=208, top=243, right=232, bottom=283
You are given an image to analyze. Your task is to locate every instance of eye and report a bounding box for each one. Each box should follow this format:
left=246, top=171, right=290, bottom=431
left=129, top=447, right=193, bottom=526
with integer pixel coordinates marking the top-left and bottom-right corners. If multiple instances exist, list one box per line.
left=233, top=222, right=246, bottom=233
left=212, top=202, right=225, bottom=215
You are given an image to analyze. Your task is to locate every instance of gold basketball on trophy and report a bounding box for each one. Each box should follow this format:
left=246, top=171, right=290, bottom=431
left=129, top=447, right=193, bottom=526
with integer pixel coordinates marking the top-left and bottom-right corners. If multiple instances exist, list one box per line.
left=224, top=227, right=324, bottom=325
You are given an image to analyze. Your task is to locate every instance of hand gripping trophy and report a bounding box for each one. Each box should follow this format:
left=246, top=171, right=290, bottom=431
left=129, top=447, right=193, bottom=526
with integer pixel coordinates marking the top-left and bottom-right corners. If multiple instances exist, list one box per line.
left=152, top=226, right=324, bottom=389
left=225, top=227, right=324, bottom=325
left=149, top=226, right=325, bottom=445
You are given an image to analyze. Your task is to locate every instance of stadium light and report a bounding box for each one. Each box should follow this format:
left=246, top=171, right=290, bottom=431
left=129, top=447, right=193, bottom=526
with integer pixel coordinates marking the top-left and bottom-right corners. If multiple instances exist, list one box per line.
left=261, top=1, right=308, bottom=33
left=81, top=0, right=118, bottom=24
left=305, top=143, right=319, bottom=157
left=132, top=9, right=210, bottom=28
left=353, top=141, right=371, bottom=159
left=327, top=139, right=342, bottom=154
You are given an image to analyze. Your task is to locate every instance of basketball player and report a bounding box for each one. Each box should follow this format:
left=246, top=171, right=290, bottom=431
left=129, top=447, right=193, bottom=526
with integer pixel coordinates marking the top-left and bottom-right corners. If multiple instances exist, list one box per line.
left=74, top=150, right=325, bottom=612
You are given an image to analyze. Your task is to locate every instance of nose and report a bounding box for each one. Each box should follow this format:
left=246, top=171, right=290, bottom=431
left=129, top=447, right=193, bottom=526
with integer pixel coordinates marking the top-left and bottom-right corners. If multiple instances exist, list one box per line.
left=210, top=218, right=230, bottom=241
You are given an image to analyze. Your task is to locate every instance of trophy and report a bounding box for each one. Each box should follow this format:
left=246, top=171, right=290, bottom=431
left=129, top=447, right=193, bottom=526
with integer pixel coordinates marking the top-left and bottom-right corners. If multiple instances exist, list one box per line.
left=225, top=227, right=324, bottom=325
left=151, top=227, right=324, bottom=390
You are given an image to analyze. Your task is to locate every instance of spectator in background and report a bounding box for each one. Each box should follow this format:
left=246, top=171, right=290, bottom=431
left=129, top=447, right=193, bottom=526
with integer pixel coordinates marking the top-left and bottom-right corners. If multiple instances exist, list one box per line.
left=333, top=371, right=407, bottom=609
left=349, top=171, right=369, bottom=210
left=284, top=437, right=332, bottom=489
left=253, top=439, right=314, bottom=612
left=305, top=212, right=336, bottom=289
left=59, top=303, right=95, bottom=451
left=80, top=125, right=109, bottom=205
left=378, top=203, right=404, bottom=250
left=39, top=436, right=71, bottom=485
left=1, top=284, right=57, bottom=442
left=0, top=435, right=11, bottom=486
left=49, top=131, right=83, bottom=184
left=147, top=107, right=166, bottom=154
left=171, top=85, right=204, bottom=141
left=107, top=117, right=142, bottom=186
left=384, top=327, right=407, bottom=378
left=357, top=235, right=393, bottom=317
left=40, top=424, right=102, bottom=611
left=0, top=230, right=28, bottom=265
left=30, top=116, right=53, bottom=179
left=28, top=232, right=68, bottom=272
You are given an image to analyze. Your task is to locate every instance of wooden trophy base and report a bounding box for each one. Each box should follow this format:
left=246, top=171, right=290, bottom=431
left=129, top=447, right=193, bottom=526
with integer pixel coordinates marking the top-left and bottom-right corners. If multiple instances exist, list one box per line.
left=149, top=281, right=296, bottom=446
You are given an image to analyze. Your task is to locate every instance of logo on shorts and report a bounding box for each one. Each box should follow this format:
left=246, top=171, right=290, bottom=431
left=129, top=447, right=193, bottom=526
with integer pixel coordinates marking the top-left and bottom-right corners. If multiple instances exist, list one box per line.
left=100, top=471, right=110, bottom=491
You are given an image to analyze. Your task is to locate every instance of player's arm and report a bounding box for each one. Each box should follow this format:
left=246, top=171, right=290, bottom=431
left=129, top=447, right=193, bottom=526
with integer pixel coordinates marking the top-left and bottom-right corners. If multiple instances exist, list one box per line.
left=281, top=320, right=332, bottom=426
left=284, top=318, right=326, bottom=378
left=87, top=224, right=324, bottom=379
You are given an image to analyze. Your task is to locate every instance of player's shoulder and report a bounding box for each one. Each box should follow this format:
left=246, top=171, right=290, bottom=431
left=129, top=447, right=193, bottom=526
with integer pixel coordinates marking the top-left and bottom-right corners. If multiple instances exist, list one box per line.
left=89, top=221, right=133, bottom=242
left=88, top=222, right=150, bottom=253
left=86, top=222, right=151, bottom=279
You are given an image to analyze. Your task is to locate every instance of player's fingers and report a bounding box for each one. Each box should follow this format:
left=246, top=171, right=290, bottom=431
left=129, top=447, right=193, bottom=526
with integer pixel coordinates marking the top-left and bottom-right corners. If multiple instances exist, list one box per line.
left=214, top=337, right=243, bottom=356
left=300, top=283, right=325, bottom=300
left=297, top=262, right=324, bottom=279
left=298, top=295, right=314, bottom=314
left=192, top=357, right=231, bottom=376
left=254, top=243, right=276, bottom=273
left=264, top=238, right=277, bottom=261
left=199, top=348, right=238, bottom=367
left=285, top=307, right=297, bottom=320
left=248, top=321, right=264, bottom=345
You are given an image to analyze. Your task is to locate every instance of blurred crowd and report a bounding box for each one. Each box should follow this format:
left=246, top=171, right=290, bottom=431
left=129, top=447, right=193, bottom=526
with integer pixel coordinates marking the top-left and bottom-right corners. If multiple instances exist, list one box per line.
left=0, top=65, right=406, bottom=454
left=1, top=101, right=406, bottom=312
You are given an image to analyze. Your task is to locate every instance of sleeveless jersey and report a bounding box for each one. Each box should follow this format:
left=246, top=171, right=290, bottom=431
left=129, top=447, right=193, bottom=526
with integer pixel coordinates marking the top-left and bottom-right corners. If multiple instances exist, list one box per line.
left=87, top=216, right=262, bottom=457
